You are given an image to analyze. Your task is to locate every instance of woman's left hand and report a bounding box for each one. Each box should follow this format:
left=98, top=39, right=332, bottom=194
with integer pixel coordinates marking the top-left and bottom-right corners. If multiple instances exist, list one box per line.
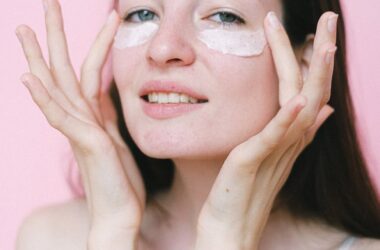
left=195, top=11, right=338, bottom=250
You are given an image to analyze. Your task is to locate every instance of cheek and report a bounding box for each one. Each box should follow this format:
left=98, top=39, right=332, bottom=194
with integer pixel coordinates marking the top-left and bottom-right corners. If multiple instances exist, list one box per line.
left=210, top=46, right=279, bottom=114
left=112, top=44, right=280, bottom=160
left=201, top=46, right=280, bottom=149
left=112, top=47, right=142, bottom=89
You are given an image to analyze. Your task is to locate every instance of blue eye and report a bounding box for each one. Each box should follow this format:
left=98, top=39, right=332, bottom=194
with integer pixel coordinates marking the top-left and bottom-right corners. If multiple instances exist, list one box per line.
left=124, top=9, right=158, bottom=23
left=209, top=11, right=245, bottom=26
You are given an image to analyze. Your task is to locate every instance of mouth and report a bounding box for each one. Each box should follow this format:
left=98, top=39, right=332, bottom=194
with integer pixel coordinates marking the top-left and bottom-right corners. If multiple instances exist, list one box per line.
left=139, top=80, right=209, bottom=105
left=140, top=91, right=209, bottom=119
left=141, top=92, right=209, bottom=104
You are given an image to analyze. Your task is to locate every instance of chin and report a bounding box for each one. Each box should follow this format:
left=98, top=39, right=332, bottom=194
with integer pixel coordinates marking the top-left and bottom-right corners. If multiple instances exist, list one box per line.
left=131, top=130, right=235, bottom=161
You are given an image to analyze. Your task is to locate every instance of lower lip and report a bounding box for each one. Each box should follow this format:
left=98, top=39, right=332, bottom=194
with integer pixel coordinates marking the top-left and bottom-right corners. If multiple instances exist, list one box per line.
left=140, top=98, right=207, bottom=119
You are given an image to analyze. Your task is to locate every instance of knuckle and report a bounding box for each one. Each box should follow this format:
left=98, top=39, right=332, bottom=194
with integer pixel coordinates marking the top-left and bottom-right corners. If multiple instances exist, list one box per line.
left=47, top=109, right=66, bottom=129
left=228, top=146, right=251, bottom=166
left=301, top=113, right=316, bottom=129
left=277, top=119, right=290, bottom=131
left=259, top=133, right=279, bottom=151
left=228, top=142, right=261, bottom=168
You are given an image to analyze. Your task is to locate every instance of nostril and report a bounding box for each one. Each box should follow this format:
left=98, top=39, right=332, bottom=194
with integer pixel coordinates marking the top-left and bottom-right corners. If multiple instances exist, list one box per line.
left=167, top=58, right=182, bottom=63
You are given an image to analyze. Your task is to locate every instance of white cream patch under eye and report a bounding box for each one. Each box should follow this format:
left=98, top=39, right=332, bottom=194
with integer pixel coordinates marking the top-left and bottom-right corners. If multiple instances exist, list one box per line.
left=197, top=28, right=267, bottom=57
left=113, top=22, right=159, bottom=49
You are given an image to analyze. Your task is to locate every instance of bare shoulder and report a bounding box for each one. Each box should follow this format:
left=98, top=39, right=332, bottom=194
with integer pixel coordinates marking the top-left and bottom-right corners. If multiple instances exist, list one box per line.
left=353, top=237, right=380, bottom=250
left=16, top=198, right=90, bottom=250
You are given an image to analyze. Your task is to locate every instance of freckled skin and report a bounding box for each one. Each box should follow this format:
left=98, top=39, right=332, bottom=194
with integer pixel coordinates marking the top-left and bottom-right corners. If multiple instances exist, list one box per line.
left=113, top=1, right=280, bottom=161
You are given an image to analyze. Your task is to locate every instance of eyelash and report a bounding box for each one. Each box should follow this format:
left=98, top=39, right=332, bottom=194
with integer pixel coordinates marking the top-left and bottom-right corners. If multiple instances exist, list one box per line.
left=123, top=9, right=246, bottom=26
left=210, top=11, right=245, bottom=27
left=124, top=9, right=158, bottom=23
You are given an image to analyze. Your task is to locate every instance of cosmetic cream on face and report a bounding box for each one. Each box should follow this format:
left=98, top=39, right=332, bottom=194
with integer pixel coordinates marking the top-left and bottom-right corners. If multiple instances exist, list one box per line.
left=113, top=22, right=159, bottom=49
left=197, top=28, right=267, bottom=57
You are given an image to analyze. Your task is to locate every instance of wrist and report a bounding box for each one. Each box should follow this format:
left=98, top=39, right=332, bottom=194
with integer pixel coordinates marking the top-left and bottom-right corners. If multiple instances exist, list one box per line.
left=88, top=225, right=138, bottom=250
left=195, top=226, right=260, bottom=250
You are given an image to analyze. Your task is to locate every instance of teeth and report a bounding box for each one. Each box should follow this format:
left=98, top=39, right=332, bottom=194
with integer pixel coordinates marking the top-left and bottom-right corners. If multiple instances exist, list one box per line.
left=189, top=97, right=197, bottom=104
left=148, top=93, right=158, bottom=102
left=168, top=93, right=180, bottom=103
left=147, top=92, right=201, bottom=104
left=180, top=94, right=189, bottom=103
left=158, top=93, right=168, bottom=103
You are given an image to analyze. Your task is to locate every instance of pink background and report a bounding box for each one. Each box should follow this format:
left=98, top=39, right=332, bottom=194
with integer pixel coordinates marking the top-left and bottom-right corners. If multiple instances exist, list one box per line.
left=1, top=1, right=379, bottom=249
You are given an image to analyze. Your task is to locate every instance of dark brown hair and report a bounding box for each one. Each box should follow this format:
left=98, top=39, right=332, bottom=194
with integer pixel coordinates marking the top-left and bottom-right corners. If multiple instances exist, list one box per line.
left=68, top=0, right=380, bottom=238
left=278, top=0, right=380, bottom=237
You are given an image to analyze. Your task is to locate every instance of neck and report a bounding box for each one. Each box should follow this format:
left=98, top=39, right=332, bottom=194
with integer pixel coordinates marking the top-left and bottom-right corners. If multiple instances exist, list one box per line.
left=142, top=159, right=350, bottom=250
left=152, top=157, right=225, bottom=227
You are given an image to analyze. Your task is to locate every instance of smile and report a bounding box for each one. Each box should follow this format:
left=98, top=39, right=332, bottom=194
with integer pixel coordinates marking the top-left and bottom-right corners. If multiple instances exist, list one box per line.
left=142, top=92, right=208, bottom=104
left=140, top=96, right=208, bottom=120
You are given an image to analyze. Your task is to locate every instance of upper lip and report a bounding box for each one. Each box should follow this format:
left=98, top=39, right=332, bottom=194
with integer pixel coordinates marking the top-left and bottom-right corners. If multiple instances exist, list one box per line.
left=139, top=80, right=209, bottom=101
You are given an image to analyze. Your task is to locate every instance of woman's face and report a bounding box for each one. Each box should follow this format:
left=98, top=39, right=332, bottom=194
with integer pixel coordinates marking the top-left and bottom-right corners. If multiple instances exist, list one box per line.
left=112, top=0, right=283, bottom=161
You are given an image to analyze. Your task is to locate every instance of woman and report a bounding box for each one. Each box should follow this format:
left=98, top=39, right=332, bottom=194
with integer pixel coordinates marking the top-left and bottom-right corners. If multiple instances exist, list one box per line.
left=15, top=0, right=380, bottom=249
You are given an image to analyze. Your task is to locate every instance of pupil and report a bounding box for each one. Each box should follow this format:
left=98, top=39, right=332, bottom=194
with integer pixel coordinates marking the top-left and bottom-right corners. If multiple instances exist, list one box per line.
left=139, top=10, right=154, bottom=21
left=220, top=12, right=236, bottom=23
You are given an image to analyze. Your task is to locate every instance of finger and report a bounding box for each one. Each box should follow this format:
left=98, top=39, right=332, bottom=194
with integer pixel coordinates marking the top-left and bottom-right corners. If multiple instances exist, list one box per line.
left=308, top=12, right=338, bottom=108
left=203, top=95, right=307, bottom=223
left=265, top=138, right=304, bottom=194
left=16, top=25, right=77, bottom=114
left=44, top=0, right=89, bottom=111
left=22, top=74, right=142, bottom=232
left=20, top=73, right=98, bottom=149
left=228, top=94, right=307, bottom=168
left=248, top=139, right=301, bottom=210
left=299, top=42, right=336, bottom=129
left=281, top=12, right=338, bottom=141
left=264, top=11, right=303, bottom=107
left=80, top=10, right=121, bottom=122
left=313, top=12, right=338, bottom=52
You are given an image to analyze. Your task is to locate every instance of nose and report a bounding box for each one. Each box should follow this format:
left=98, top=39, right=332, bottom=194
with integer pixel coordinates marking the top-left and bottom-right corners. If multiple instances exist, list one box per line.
left=146, top=20, right=196, bottom=68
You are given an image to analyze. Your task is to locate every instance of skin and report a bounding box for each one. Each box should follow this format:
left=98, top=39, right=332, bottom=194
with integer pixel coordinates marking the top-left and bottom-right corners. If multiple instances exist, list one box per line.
left=114, top=1, right=279, bottom=161
left=15, top=0, right=380, bottom=249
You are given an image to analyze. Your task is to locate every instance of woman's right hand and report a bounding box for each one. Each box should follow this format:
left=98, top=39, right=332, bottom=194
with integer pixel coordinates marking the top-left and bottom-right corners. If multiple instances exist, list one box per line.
left=16, top=0, right=144, bottom=249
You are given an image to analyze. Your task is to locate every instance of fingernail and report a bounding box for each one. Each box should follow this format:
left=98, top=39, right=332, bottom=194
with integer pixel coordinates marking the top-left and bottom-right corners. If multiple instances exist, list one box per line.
left=20, top=75, right=29, bottom=87
left=268, top=11, right=280, bottom=30
left=325, top=46, right=337, bottom=64
left=15, top=30, right=22, bottom=43
left=107, top=10, right=117, bottom=24
left=327, top=14, right=338, bottom=33
left=42, top=0, right=48, bottom=12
